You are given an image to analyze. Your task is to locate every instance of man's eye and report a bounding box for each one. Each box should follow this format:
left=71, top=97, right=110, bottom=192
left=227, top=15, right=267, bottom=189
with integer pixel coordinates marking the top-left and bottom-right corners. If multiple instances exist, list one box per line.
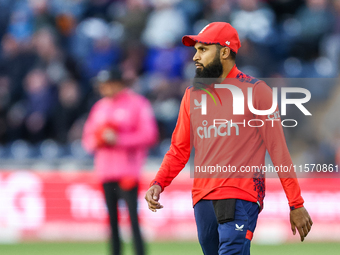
left=202, top=48, right=206, bottom=52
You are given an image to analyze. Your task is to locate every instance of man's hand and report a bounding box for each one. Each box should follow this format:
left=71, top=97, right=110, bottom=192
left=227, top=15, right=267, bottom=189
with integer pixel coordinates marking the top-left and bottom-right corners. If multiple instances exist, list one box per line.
left=290, top=207, right=313, bottom=242
left=102, top=128, right=117, bottom=145
left=145, top=185, right=163, bottom=212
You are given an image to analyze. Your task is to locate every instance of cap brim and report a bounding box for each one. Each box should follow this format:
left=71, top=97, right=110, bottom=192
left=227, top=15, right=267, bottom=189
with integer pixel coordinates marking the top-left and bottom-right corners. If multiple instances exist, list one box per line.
left=182, top=35, right=214, bottom=47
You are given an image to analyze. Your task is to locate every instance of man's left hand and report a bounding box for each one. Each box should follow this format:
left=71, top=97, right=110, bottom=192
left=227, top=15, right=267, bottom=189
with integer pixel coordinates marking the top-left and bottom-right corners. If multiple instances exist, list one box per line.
left=290, top=206, right=313, bottom=242
left=102, top=128, right=117, bottom=145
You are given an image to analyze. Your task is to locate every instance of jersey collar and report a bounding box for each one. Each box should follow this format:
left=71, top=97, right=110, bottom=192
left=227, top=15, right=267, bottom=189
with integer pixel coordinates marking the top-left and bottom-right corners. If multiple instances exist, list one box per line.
left=226, top=64, right=240, bottom=78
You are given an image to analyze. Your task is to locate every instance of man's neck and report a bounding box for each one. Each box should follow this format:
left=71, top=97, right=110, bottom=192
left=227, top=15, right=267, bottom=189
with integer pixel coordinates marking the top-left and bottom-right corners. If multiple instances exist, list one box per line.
left=108, top=87, right=126, bottom=98
left=220, top=62, right=235, bottom=79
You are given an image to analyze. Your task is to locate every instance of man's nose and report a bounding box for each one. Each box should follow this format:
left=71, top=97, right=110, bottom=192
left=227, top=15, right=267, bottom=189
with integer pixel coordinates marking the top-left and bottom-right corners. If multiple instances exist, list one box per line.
left=193, top=51, right=200, bottom=62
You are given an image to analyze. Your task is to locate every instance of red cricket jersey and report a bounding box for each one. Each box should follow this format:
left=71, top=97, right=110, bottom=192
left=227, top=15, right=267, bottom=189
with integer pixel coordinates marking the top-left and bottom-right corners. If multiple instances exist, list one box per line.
left=151, top=65, right=304, bottom=211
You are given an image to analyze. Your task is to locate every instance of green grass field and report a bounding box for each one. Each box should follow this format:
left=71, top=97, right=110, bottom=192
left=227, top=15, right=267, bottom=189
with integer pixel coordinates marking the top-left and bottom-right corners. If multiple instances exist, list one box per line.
left=0, top=242, right=339, bottom=255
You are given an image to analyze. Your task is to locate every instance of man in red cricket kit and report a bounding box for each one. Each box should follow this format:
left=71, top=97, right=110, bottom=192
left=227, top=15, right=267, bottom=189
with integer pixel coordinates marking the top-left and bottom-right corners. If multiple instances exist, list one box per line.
left=145, top=22, right=312, bottom=255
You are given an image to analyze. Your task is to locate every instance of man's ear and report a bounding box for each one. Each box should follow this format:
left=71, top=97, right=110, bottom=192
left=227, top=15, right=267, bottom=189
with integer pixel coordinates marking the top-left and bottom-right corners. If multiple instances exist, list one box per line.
left=221, top=47, right=231, bottom=60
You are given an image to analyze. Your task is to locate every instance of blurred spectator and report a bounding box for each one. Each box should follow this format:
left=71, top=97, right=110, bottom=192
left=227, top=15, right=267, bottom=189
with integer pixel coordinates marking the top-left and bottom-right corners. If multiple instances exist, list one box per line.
left=147, top=75, right=181, bottom=140
left=73, top=18, right=122, bottom=84
left=22, top=68, right=56, bottom=143
left=142, top=0, right=188, bottom=48
left=177, top=0, right=203, bottom=25
left=0, top=0, right=14, bottom=40
left=83, top=0, right=112, bottom=21
left=235, top=38, right=264, bottom=77
left=321, top=0, right=340, bottom=71
left=49, top=0, right=86, bottom=20
left=8, top=9, right=34, bottom=43
left=336, top=133, right=340, bottom=166
left=144, top=46, right=190, bottom=77
left=84, top=35, right=121, bottom=80
left=267, top=0, right=305, bottom=22
left=0, top=33, right=37, bottom=101
left=32, top=28, right=68, bottom=83
left=0, top=76, right=10, bottom=143
left=120, top=43, right=148, bottom=89
left=229, top=0, right=278, bottom=76
left=52, top=79, right=84, bottom=144
left=332, top=0, right=340, bottom=33
left=231, top=0, right=276, bottom=44
left=291, top=0, right=333, bottom=60
left=119, top=0, right=150, bottom=46
left=29, top=0, right=54, bottom=30
left=55, top=13, right=77, bottom=46
left=203, top=0, right=232, bottom=23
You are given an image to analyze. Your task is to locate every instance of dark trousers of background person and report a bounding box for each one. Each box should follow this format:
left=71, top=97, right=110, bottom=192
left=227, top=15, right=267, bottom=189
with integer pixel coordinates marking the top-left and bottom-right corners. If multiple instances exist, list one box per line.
left=103, top=182, right=145, bottom=255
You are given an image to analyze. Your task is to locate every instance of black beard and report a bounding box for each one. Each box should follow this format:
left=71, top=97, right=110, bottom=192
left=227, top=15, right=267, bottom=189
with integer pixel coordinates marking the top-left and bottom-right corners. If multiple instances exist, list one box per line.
left=195, top=54, right=223, bottom=79
left=193, top=55, right=223, bottom=89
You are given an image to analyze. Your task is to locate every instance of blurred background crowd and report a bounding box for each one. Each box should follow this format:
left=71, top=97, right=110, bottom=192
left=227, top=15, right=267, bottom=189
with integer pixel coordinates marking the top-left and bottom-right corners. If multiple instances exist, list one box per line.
left=0, top=0, right=339, bottom=169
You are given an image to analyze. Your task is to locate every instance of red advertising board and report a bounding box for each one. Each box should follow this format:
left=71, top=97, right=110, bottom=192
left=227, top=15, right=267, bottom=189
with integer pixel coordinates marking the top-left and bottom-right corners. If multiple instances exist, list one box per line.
left=0, top=170, right=339, bottom=243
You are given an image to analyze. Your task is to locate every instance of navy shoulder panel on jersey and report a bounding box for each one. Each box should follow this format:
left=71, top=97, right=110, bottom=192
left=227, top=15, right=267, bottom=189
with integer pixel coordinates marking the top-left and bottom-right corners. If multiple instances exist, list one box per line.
left=236, top=72, right=259, bottom=85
